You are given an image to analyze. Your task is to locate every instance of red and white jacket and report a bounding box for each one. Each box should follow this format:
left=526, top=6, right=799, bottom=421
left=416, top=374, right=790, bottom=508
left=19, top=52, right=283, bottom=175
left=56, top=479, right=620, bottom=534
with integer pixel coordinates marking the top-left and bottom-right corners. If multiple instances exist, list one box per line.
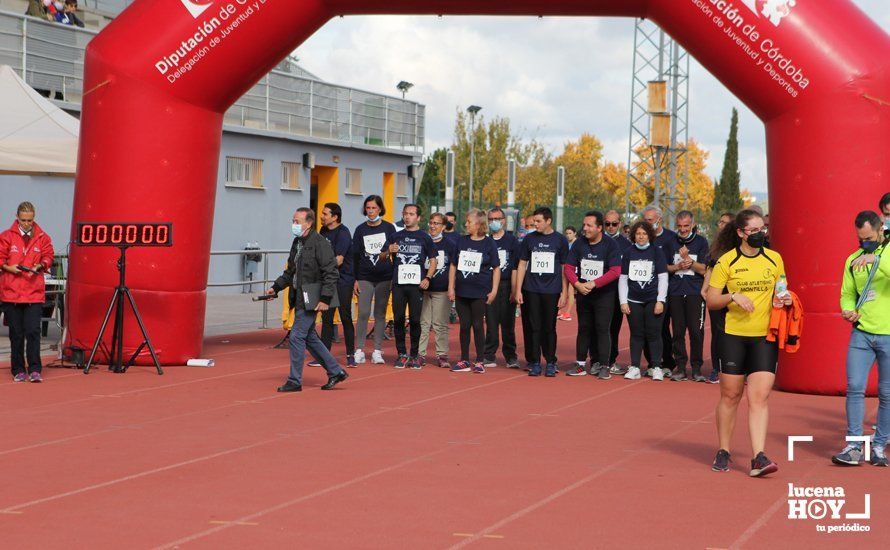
left=0, top=221, right=55, bottom=303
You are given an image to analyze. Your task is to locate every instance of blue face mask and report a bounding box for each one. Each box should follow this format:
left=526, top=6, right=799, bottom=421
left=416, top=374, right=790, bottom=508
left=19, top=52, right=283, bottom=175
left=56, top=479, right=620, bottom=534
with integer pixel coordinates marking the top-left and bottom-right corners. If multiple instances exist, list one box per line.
left=489, top=220, right=503, bottom=233
left=292, top=223, right=305, bottom=237
left=884, top=219, right=890, bottom=232
left=860, top=240, right=880, bottom=253
left=526, top=228, right=535, bottom=234
left=634, top=242, right=650, bottom=250
left=367, top=215, right=380, bottom=223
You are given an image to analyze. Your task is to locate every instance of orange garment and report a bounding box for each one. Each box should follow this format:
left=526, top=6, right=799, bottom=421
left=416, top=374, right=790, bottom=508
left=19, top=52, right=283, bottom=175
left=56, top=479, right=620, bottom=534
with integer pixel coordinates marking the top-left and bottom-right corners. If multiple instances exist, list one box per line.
left=766, top=290, right=803, bottom=352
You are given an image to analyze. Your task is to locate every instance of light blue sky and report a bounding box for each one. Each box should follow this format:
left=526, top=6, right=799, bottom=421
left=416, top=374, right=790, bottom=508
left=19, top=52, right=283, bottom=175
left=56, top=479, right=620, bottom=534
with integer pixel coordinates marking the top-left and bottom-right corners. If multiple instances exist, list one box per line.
left=294, top=1, right=889, bottom=194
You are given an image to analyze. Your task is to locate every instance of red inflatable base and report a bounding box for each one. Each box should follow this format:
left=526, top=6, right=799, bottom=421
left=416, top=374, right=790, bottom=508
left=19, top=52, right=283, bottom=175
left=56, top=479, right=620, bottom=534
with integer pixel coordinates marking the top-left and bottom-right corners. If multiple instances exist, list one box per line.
left=776, top=313, right=880, bottom=397
left=67, top=281, right=206, bottom=366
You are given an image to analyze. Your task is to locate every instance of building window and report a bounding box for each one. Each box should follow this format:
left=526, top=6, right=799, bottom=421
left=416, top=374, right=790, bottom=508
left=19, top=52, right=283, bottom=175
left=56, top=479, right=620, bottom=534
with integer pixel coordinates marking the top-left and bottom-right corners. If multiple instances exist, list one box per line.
left=281, top=162, right=302, bottom=190
left=346, top=168, right=362, bottom=194
left=226, top=157, right=264, bottom=188
left=396, top=173, right=409, bottom=198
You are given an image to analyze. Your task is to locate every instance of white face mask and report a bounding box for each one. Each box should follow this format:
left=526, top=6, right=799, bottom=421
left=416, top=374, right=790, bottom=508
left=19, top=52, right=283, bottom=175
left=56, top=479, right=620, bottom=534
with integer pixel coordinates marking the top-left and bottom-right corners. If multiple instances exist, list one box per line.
left=54, top=1, right=64, bottom=9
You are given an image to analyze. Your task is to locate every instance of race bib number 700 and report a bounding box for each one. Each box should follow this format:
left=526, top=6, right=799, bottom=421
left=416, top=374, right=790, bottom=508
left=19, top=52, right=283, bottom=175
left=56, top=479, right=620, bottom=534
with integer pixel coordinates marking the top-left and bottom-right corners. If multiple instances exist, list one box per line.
left=580, top=259, right=604, bottom=281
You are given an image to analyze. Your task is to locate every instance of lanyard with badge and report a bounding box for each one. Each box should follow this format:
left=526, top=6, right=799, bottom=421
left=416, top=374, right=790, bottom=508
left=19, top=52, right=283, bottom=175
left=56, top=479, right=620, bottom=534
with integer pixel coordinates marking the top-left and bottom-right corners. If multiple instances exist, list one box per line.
left=855, top=253, right=881, bottom=310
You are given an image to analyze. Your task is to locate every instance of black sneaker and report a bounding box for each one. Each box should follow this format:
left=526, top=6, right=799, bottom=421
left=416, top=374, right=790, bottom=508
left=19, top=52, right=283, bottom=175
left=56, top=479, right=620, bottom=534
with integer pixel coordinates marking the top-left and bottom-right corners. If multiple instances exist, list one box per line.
left=394, top=354, right=408, bottom=369
left=749, top=452, right=778, bottom=477
left=712, top=449, right=731, bottom=472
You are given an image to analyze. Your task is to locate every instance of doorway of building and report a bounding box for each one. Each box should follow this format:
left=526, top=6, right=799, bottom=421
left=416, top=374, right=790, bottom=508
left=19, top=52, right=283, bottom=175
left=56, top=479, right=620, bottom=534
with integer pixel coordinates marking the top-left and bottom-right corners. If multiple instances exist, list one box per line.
left=310, top=165, right=339, bottom=229
left=382, top=172, right=395, bottom=223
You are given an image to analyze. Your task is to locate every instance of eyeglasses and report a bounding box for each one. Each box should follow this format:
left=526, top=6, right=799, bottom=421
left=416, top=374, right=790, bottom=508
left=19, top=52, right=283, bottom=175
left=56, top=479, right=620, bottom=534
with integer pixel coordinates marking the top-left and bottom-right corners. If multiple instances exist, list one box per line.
left=604, top=222, right=619, bottom=227
left=429, top=221, right=443, bottom=226
left=488, top=217, right=504, bottom=222
left=742, top=227, right=763, bottom=235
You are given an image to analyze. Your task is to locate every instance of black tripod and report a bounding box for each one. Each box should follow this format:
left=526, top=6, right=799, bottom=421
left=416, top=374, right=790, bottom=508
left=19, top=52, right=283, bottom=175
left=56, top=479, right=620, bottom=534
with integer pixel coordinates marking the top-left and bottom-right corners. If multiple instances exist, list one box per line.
left=84, top=246, right=163, bottom=375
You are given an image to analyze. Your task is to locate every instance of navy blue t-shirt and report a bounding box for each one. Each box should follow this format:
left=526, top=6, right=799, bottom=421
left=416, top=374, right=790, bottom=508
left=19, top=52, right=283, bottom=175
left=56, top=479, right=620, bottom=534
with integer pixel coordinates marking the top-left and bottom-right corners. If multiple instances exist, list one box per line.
left=666, top=232, right=710, bottom=296
left=653, top=228, right=677, bottom=261
left=607, top=232, right=633, bottom=257
left=566, top=236, right=621, bottom=293
left=621, top=245, right=668, bottom=304
left=352, top=220, right=396, bottom=283
left=426, top=235, right=456, bottom=292
left=387, top=229, right=436, bottom=286
left=320, top=224, right=354, bottom=288
left=451, top=235, right=500, bottom=299
left=492, top=232, right=521, bottom=284
left=520, top=231, right=569, bottom=295
left=443, top=231, right=459, bottom=244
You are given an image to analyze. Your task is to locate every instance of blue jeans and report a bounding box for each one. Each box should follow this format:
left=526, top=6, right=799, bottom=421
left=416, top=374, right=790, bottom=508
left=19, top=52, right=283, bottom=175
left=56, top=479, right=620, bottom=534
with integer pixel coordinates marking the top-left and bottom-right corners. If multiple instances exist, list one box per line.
left=288, top=308, right=343, bottom=385
left=845, top=329, right=890, bottom=448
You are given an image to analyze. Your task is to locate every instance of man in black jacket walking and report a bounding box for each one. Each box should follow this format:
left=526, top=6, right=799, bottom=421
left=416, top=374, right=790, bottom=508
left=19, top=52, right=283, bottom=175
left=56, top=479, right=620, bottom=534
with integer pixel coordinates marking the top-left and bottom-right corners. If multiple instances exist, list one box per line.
left=269, top=207, right=348, bottom=392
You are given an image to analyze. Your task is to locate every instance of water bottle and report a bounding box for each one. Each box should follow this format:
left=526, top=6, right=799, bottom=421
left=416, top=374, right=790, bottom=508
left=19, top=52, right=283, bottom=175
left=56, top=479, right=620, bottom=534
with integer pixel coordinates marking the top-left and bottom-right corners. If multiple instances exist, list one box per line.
left=775, top=275, right=789, bottom=299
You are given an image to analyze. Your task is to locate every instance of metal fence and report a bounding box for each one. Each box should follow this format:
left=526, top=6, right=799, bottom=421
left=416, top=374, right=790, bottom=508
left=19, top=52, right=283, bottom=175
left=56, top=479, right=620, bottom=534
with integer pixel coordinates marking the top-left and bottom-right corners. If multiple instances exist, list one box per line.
left=207, top=249, right=290, bottom=329
left=0, top=10, right=425, bottom=152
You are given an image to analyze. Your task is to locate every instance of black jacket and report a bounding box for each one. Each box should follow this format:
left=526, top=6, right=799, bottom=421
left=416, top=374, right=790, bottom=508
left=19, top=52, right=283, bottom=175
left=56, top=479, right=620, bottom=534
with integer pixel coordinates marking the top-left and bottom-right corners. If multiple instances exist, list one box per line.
left=272, top=230, right=339, bottom=309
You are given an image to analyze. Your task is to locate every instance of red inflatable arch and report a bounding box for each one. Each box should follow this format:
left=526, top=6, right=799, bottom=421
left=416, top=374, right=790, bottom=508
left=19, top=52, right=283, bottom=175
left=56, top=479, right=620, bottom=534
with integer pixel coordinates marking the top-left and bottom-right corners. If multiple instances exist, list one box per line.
left=68, top=0, right=889, bottom=393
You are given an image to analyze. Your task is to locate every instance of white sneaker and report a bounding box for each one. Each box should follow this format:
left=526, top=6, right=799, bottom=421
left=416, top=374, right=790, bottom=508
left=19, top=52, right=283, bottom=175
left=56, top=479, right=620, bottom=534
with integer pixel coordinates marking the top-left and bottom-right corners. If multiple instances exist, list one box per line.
left=483, top=361, right=497, bottom=369
left=354, top=350, right=366, bottom=364
left=371, top=350, right=385, bottom=364
left=624, top=366, right=641, bottom=380
left=651, top=367, right=665, bottom=381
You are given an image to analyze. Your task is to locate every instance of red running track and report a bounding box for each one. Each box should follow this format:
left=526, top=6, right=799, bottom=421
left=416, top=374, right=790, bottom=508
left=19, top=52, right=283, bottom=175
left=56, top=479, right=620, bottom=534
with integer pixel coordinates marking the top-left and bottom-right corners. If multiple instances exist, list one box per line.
left=0, top=320, right=885, bottom=548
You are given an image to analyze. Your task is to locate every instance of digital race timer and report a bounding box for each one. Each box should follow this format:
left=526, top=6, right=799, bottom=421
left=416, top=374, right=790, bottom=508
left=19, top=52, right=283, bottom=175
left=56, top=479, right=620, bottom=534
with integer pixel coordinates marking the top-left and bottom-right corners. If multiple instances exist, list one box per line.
left=76, top=222, right=173, bottom=247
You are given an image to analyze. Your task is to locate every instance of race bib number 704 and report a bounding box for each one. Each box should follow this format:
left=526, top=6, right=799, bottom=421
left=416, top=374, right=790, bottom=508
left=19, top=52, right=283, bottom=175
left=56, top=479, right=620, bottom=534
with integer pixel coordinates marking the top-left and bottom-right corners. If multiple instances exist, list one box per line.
left=458, top=250, right=483, bottom=273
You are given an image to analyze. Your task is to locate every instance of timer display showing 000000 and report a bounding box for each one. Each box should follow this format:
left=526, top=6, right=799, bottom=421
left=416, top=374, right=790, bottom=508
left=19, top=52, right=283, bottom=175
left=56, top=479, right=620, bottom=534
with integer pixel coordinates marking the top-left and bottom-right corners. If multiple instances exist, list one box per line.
left=76, top=223, right=173, bottom=247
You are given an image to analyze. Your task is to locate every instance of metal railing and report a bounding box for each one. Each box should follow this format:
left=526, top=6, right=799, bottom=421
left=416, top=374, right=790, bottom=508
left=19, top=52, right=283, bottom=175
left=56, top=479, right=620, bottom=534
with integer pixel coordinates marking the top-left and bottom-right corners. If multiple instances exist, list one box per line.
left=0, top=10, right=426, bottom=152
left=207, top=249, right=290, bottom=329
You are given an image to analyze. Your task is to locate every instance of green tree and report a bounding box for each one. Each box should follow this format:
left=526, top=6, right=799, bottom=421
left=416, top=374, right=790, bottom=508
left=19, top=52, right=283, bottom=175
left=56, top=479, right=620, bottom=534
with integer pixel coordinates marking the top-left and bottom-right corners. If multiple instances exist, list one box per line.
left=715, top=108, right=743, bottom=213
left=416, top=147, right=447, bottom=215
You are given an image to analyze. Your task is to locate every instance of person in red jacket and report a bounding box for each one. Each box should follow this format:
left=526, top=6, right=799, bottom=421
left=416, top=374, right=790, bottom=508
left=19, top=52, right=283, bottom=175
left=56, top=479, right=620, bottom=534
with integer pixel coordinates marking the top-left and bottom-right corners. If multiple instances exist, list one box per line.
left=0, top=202, right=54, bottom=382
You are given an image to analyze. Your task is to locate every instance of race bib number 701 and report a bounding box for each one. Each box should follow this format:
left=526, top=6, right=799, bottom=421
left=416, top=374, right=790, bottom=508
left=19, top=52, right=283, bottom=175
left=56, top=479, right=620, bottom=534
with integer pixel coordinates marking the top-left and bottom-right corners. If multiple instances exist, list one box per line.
left=531, top=251, right=555, bottom=274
